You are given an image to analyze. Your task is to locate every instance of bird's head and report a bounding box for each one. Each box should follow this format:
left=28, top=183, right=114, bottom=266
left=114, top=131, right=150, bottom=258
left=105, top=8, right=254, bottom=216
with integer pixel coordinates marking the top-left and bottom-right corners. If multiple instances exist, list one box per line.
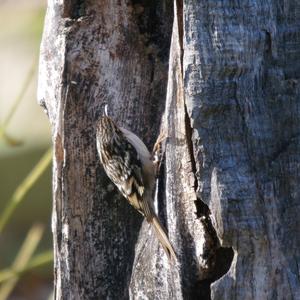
left=96, top=115, right=116, bottom=135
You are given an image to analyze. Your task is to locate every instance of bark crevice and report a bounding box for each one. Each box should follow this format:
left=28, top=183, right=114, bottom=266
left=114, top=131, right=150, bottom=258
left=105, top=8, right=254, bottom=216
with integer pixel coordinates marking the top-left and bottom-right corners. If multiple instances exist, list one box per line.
left=38, top=1, right=300, bottom=299
left=180, top=8, right=234, bottom=299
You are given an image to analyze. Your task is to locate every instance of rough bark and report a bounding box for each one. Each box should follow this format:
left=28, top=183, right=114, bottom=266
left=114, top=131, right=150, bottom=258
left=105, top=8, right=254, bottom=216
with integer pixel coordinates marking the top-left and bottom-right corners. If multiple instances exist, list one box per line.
left=130, top=2, right=233, bottom=299
left=183, top=1, right=300, bottom=299
left=38, top=0, right=300, bottom=299
left=38, top=1, right=173, bottom=299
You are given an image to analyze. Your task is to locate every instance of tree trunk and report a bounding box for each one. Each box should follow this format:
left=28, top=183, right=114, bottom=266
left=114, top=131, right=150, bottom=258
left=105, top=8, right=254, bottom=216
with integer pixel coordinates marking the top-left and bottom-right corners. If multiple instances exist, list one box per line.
left=38, top=1, right=300, bottom=299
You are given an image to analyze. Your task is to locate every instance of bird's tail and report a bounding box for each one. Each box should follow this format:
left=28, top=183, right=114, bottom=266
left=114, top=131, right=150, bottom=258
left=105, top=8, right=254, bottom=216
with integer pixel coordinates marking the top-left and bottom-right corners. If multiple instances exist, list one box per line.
left=152, top=216, right=177, bottom=262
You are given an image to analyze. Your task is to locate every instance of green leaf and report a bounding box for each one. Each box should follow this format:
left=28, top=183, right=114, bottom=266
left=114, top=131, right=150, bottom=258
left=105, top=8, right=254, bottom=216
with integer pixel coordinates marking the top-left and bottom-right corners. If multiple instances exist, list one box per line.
left=0, top=148, right=52, bottom=233
left=0, top=250, right=53, bottom=283
left=0, top=61, right=36, bottom=146
left=0, top=224, right=44, bottom=300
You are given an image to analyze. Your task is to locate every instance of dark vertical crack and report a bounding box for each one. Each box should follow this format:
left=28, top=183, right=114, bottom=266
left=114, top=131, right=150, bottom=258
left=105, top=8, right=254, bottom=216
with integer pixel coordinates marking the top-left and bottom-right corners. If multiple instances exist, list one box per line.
left=176, top=0, right=234, bottom=298
left=185, top=105, right=234, bottom=296
left=63, top=0, right=86, bottom=19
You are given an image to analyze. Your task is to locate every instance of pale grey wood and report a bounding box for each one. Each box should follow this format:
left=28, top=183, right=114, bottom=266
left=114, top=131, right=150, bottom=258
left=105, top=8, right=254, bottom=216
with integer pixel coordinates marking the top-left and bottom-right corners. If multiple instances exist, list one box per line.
left=130, top=2, right=233, bottom=299
left=183, top=1, right=300, bottom=299
left=38, top=0, right=300, bottom=299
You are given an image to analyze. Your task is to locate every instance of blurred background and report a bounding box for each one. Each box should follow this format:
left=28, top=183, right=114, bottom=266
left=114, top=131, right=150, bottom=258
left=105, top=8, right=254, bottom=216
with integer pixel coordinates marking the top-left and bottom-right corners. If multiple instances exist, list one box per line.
left=0, top=0, right=53, bottom=299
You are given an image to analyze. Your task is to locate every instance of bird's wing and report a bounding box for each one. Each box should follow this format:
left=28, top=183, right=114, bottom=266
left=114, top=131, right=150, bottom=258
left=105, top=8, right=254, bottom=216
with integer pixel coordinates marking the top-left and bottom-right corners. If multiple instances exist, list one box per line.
left=110, top=131, right=153, bottom=218
left=120, top=127, right=155, bottom=188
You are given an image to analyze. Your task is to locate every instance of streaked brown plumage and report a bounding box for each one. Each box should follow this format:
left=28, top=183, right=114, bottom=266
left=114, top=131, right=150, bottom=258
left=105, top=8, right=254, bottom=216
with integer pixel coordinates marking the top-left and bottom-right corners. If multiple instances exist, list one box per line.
left=96, top=116, right=176, bottom=261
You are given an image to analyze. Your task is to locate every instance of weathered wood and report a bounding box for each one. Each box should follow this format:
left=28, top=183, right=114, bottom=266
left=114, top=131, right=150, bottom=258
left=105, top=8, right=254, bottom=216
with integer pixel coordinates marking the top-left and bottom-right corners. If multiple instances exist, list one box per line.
left=38, top=1, right=172, bottom=299
left=38, top=0, right=300, bottom=299
left=130, top=2, right=232, bottom=299
left=184, top=1, right=300, bottom=299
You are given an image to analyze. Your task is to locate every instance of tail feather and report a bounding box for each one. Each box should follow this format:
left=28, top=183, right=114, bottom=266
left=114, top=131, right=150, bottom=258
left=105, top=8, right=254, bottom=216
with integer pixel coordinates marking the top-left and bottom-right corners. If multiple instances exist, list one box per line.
left=152, top=217, right=177, bottom=261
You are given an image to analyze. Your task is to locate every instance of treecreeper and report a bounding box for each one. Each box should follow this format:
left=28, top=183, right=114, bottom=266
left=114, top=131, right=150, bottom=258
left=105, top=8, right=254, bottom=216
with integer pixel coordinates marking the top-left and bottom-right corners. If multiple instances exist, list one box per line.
left=96, top=115, right=176, bottom=261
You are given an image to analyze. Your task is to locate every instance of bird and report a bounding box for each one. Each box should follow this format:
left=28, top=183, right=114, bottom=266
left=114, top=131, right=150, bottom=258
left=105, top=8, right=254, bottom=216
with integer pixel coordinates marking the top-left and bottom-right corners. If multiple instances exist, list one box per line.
left=96, top=115, right=176, bottom=261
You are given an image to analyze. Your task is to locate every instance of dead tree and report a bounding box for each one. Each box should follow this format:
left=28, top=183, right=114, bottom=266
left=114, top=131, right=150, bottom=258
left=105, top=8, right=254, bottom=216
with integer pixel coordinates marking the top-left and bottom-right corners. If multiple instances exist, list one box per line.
left=38, top=1, right=300, bottom=299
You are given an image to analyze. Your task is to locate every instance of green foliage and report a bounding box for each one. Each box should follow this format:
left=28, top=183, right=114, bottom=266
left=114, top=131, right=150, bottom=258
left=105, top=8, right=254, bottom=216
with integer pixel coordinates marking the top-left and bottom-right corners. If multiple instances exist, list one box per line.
left=0, top=64, right=53, bottom=300
left=0, top=224, right=50, bottom=300
left=0, top=148, right=52, bottom=233
left=0, top=62, right=36, bottom=147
